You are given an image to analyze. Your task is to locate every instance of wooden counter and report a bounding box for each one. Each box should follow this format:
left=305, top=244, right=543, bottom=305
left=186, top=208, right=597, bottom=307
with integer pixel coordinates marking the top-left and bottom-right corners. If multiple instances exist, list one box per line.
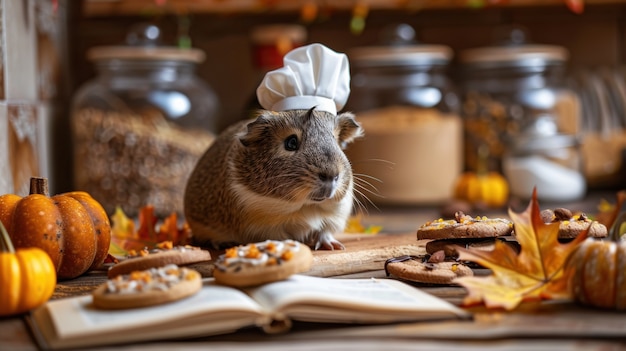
left=2, top=191, right=625, bottom=350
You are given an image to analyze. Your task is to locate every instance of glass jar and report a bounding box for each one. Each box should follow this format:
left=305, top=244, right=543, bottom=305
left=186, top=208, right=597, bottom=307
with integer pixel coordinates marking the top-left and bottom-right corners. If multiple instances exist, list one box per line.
left=459, top=29, right=581, bottom=175
left=345, top=25, right=462, bottom=205
left=71, top=24, right=220, bottom=217
left=459, top=27, right=584, bottom=201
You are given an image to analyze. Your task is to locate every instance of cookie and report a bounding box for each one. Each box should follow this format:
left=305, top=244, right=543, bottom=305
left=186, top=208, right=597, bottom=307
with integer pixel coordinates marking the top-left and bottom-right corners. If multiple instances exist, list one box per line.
left=108, top=243, right=212, bottom=278
left=541, top=208, right=608, bottom=239
left=425, top=237, right=521, bottom=257
left=417, top=211, right=513, bottom=240
left=93, top=264, right=202, bottom=310
left=385, top=255, right=473, bottom=285
left=213, top=239, right=313, bottom=288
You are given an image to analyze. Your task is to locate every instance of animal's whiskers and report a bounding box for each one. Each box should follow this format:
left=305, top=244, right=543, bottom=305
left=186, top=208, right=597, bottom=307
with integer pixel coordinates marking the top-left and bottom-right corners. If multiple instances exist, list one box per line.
left=347, top=157, right=391, bottom=214
left=352, top=172, right=383, bottom=214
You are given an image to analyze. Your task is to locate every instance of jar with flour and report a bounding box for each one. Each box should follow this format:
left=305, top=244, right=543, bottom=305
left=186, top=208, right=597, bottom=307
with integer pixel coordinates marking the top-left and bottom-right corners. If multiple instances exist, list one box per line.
left=345, top=25, right=462, bottom=205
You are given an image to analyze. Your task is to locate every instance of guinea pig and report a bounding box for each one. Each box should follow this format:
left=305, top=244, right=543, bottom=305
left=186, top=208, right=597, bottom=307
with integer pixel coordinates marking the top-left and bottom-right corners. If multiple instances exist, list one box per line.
left=184, top=106, right=363, bottom=250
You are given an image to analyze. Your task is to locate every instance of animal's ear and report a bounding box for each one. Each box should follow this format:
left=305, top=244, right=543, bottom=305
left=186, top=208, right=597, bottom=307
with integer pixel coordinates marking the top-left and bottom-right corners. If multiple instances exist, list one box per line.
left=336, top=112, right=363, bottom=149
left=238, top=111, right=273, bottom=147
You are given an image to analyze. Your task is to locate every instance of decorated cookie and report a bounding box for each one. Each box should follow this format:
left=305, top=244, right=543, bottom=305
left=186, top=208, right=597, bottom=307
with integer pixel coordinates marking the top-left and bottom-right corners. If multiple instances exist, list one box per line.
left=213, top=240, right=313, bottom=288
left=385, top=255, right=473, bottom=285
left=93, top=264, right=202, bottom=310
left=108, top=242, right=212, bottom=278
left=540, top=208, right=608, bottom=239
left=417, top=211, right=513, bottom=240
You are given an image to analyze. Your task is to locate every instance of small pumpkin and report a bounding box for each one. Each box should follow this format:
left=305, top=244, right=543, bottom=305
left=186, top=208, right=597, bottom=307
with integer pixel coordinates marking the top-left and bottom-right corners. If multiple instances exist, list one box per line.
left=565, top=238, right=626, bottom=310
left=453, top=145, right=508, bottom=208
left=0, top=177, right=111, bottom=280
left=0, top=220, right=56, bottom=316
left=453, top=171, right=509, bottom=208
left=565, top=192, right=626, bottom=310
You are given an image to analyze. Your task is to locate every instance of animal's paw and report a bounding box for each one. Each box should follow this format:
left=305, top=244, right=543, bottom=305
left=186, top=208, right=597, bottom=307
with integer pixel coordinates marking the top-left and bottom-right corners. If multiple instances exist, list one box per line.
left=314, top=232, right=345, bottom=251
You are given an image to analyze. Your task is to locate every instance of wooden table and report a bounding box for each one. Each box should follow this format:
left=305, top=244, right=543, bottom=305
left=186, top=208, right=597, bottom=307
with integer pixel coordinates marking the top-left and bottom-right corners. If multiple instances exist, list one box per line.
left=3, top=193, right=626, bottom=350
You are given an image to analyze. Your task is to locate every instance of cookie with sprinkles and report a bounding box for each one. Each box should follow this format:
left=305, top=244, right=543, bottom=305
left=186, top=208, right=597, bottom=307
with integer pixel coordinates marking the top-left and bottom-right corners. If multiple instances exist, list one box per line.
left=417, top=211, right=513, bottom=240
left=213, top=240, right=313, bottom=288
left=540, top=208, right=608, bottom=239
left=108, top=241, right=212, bottom=278
left=385, top=255, right=473, bottom=285
left=93, top=264, right=202, bottom=310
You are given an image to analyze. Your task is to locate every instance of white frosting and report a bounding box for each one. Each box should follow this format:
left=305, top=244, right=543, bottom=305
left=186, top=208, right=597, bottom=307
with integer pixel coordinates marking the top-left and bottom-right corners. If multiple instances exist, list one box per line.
left=215, top=239, right=301, bottom=273
left=105, top=264, right=194, bottom=294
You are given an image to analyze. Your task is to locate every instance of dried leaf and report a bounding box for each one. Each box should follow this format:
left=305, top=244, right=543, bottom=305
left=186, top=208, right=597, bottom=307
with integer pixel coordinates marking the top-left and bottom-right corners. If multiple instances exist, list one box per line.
left=108, top=205, right=190, bottom=257
left=157, top=212, right=192, bottom=245
left=345, top=215, right=382, bottom=235
left=110, top=206, right=135, bottom=240
left=137, top=206, right=159, bottom=241
left=454, top=189, right=589, bottom=310
left=109, top=206, right=148, bottom=254
left=594, top=190, right=626, bottom=230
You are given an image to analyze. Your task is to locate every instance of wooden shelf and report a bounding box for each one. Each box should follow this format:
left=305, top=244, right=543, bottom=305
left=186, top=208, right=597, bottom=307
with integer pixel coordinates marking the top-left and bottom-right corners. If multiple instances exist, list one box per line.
left=82, top=0, right=625, bottom=17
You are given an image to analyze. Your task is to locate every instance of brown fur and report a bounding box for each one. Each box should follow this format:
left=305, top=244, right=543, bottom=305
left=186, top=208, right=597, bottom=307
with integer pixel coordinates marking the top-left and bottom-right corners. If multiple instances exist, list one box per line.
left=184, top=108, right=362, bottom=250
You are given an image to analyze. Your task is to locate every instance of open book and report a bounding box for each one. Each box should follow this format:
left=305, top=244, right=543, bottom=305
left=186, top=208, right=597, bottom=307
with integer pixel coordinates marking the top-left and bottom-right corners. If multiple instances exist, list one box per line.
left=29, top=275, right=471, bottom=350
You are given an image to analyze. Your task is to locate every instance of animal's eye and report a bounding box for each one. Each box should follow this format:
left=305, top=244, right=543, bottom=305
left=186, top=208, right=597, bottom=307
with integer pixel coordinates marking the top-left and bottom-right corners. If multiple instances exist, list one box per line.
left=284, top=134, right=299, bottom=151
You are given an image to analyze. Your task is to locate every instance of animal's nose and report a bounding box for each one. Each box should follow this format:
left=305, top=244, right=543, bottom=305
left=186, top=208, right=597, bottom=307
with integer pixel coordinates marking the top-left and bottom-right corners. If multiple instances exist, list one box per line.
left=319, top=173, right=339, bottom=183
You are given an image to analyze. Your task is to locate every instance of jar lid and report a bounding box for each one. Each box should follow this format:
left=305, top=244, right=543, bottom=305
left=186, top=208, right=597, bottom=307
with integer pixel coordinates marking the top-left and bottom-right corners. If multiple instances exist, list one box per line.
left=349, top=45, right=453, bottom=67
left=87, top=46, right=205, bottom=63
left=460, top=44, right=568, bottom=67
left=349, top=24, right=452, bottom=67
left=87, top=22, right=205, bottom=63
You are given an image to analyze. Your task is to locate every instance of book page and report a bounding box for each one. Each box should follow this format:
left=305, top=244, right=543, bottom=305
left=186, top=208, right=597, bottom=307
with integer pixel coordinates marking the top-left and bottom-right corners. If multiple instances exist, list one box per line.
left=248, top=275, right=470, bottom=324
left=32, top=281, right=265, bottom=349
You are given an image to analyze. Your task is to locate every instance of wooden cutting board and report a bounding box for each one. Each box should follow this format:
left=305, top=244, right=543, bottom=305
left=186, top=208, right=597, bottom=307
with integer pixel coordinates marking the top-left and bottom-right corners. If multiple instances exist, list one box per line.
left=308, top=232, right=426, bottom=277
left=195, top=232, right=426, bottom=278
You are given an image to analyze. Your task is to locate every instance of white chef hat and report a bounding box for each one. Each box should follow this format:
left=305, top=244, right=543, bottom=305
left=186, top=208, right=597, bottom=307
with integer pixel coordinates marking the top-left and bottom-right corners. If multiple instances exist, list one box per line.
left=256, top=43, right=350, bottom=115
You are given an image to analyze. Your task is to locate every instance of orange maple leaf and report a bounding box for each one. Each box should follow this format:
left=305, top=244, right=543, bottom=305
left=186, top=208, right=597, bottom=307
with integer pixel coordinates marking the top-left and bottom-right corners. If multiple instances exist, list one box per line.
left=454, top=189, right=590, bottom=310
left=137, top=206, right=159, bottom=242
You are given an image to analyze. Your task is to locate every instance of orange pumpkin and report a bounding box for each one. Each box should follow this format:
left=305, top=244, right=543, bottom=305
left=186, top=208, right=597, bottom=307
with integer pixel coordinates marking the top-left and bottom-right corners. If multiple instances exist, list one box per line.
left=453, top=145, right=509, bottom=208
left=453, top=171, right=509, bottom=208
left=0, top=221, right=56, bottom=316
left=566, top=238, right=626, bottom=310
left=0, top=177, right=111, bottom=280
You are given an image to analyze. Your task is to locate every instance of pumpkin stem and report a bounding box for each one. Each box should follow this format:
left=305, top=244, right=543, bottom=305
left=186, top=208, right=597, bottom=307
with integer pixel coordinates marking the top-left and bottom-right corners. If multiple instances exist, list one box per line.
left=0, top=221, right=15, bottom=254
left=29, top=177, right=50, bottom=197
left=607, top=190, right=626, bottom=241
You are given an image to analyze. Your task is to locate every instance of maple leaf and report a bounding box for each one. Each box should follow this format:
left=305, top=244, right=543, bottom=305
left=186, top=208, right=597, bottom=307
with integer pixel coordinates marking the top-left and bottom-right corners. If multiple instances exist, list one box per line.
left=108, top=205, right=191, bottom=256
left=595, top=190, right=626, bottom=241
left=454, top=189, right=589, bottom=310
left=137, top=206, right=159, bottom=242
left=108, top=207, right=138, bottom=256
left=345, top=214, right=383, bottom=235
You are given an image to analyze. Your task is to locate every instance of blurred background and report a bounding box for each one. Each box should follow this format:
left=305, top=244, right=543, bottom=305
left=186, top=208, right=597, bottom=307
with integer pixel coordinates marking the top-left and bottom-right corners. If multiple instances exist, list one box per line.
left=1, top=0, right=625, bottom=218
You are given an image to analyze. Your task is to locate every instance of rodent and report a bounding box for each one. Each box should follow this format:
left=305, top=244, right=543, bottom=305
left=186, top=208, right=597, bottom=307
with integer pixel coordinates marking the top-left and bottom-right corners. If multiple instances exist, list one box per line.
left=184, top=107, right=363, bottom=250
